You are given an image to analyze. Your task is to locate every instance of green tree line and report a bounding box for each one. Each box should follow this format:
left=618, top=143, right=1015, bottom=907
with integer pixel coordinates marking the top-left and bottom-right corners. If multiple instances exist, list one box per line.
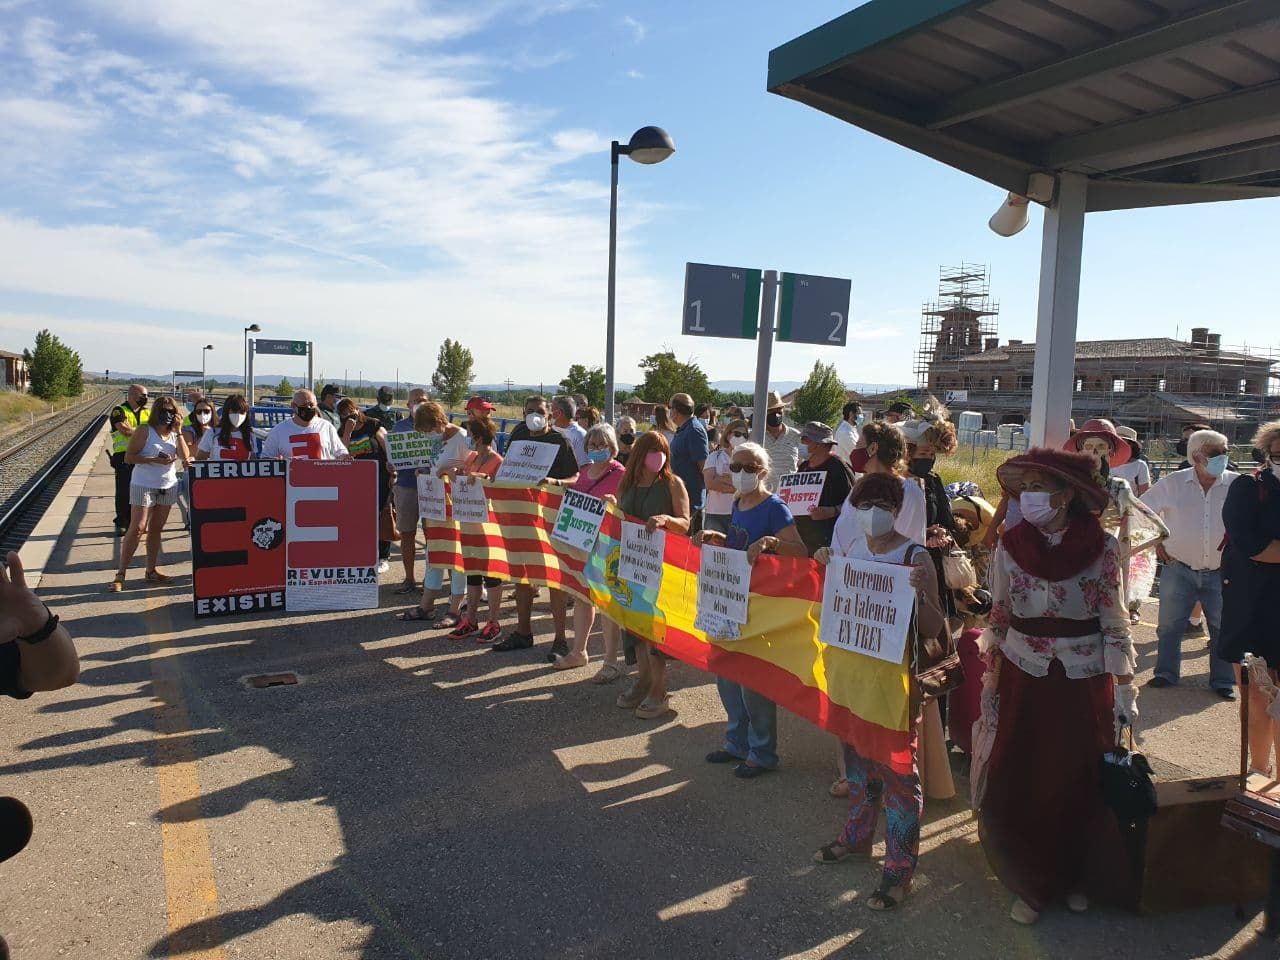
left=26, top=330, right=84, bottom=400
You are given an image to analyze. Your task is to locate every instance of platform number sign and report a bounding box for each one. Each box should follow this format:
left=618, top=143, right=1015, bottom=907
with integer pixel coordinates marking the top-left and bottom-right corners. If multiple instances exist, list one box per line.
left=682, top=263, right=762, bottom=340
left=777, top=273, right=851, bottom=347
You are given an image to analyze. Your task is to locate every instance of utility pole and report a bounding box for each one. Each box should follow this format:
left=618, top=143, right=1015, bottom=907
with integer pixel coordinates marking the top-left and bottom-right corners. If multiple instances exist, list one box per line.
left=504, top=378, right=514, bottom=406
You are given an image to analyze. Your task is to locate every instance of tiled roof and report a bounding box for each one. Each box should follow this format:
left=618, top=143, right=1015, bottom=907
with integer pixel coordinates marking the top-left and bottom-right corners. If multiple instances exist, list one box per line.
left=952, top=338, right=1263, bottom=365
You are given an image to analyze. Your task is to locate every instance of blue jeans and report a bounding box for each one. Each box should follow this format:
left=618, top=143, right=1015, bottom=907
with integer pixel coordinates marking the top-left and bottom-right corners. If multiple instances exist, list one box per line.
left=1155, top=560, right=1235, bottom=691
left=716, top=677, right=778, bottom=768
left=423, top=567, right=467, bottom=595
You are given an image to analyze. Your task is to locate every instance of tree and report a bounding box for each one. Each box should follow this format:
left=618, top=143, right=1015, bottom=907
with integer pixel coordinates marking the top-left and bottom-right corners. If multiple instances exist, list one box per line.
left=28, top=329, right=80, bottom=400
left=431, top=338, right=475, bottom=406
left=65, top=350, right=84, bottom=396
left=790, top=361, right=848, bottom=426
left=276, top=376, right=294, bottom=396
left=636, top=351, right=709, bottom=404
left=709, top=388, right=753, bottom=409
left=559, top=364, right=606, bottom=408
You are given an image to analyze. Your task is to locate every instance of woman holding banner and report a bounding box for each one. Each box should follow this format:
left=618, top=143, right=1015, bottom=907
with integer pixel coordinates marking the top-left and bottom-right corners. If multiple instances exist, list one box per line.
left=614, top=430, right=690, bottom=719
left=339, top=398, right=395, bottom=574
left=978, top=448, right=1134, bottom=925
left=700, top=441, right=807, bottom=778
left=554, top=424, right=626, bottom=673
left=446, top=418, right=506, bottom=642
left=812, top=473, right=945, bottom=910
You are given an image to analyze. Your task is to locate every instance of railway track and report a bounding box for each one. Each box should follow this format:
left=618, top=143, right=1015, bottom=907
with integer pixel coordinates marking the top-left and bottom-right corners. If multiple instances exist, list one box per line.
left=0, top=394, right=117, bottom=552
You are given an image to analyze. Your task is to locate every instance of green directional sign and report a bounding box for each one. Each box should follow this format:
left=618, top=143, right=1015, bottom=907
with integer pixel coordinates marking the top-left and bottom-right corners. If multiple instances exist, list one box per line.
left=682, top=263, right=762, bottom=340
left=777, top=272, right=851, bottom=346
left=255, top=338, right=309, bottom=356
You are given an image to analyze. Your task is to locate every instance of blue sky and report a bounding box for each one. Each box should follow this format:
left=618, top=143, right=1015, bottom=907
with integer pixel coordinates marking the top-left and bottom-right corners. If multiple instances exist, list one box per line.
left=0, top=1, right=1277, bottom=389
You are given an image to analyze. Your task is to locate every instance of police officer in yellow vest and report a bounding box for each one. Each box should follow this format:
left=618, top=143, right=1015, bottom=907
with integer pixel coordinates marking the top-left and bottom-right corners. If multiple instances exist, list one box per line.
left=109, top=384, right=151, bottom=533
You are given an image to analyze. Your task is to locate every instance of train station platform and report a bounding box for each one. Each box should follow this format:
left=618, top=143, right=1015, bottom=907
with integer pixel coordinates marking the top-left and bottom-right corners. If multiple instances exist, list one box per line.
left=0, top=442, right=1271, bottom=959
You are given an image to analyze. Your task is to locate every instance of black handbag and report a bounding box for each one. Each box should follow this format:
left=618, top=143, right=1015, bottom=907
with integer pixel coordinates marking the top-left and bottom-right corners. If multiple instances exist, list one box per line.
left=1100, top=734, right=1158, bottom=828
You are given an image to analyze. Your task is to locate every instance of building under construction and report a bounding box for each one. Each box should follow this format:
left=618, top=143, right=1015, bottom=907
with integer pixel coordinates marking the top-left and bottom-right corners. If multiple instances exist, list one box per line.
left=912, top=265, right=1279, bottom=443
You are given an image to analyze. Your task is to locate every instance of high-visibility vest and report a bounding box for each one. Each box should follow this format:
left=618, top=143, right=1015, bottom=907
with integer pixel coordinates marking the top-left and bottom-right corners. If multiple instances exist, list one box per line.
left=110, top=403, right=150, bottom=454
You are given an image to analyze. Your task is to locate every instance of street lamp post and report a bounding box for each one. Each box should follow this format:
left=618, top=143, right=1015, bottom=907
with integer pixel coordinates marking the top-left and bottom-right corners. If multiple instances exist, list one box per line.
left=202, top=344, right=214, bottom=396
left=243, top=323, right=261, bottom=394
left=604, top=125, right=675, bottom=422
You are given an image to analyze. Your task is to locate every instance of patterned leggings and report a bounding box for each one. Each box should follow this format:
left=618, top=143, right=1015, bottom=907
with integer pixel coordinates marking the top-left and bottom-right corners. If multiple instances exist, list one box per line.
left=840, top=739, right=922, bottom=890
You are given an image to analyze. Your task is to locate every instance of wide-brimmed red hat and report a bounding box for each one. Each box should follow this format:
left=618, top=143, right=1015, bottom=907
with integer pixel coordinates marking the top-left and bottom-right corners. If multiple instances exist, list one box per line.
left=465, top=395, right=495, bottom=413
left=997, top=447, right=1109, bottom=513
left=1062, top=417, right=1131, bottom=467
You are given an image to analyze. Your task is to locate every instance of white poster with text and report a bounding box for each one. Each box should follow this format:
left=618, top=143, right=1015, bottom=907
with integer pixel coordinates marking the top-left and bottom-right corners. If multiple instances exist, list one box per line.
left=696, top=544, right=753, bottom=625
left=819, top=555, right=915, bottom=665
left=416, top=474, right=448, bottom=522
left=551, top=488, right=606, bottom=553
left=450, top=477, right=490, bottom=524
left=776, top=471, right=827, bottom=517
left=617, top=521, right=665, bottom=590
left=494, top=440, right=559, bottom=485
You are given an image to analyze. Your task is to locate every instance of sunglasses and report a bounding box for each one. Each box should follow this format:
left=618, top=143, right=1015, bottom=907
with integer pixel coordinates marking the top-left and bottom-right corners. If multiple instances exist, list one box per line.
left=853, top=502, right=894, bottom=512
left=728, top=463, right=759, bottom=473
left=730, top=431, right=747, bottom=439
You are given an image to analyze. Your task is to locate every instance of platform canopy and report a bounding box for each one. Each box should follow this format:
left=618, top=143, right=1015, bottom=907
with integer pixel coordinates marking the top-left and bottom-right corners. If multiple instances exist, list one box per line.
left=768, top=0, right=1280, bottom=212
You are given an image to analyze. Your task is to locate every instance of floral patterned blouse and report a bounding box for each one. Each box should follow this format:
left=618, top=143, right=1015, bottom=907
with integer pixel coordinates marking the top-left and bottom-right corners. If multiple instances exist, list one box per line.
left=989, top=531, right=1134, bottom=679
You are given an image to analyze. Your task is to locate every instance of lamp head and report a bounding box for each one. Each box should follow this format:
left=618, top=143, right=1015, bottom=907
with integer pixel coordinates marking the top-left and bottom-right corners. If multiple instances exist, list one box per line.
left=247, top=323, right=262, bottom=333
left=989, top=192, right=1030, bottom=237
left=204, top=344, right=214, bottom=350
left=626, top=126, right=674, bottom=165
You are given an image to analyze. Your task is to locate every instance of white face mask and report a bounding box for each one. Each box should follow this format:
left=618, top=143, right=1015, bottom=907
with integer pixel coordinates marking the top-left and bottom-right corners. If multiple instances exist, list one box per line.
left=525, top=413, right=546, bottom=433
left=423, top=430, right=443, bottom=441
left=1019, top=491, right=1061, bottom=529
left=228, top=412, right=247, bottom=428
left=855, top=505, right=896, bottom=538
left=409, top=403, right=421, bottom=418
left=731, top=470, right=760, bottom=495
left=195, top=412, right=212, bottom=425
left=726, top=435, right=742, bottom=450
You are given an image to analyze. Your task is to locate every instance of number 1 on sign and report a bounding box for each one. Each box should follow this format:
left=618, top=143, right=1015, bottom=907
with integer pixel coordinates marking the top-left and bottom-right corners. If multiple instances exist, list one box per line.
left=688, top=299, right=705, bottom=333
left=828, top=311, right=844, bottom=343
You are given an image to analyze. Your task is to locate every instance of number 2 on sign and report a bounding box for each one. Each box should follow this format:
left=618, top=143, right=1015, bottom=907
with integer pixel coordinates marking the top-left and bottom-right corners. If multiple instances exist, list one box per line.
left=828, top=311, right=844, bottom=343
left=689, top=299, right=705, bottom=333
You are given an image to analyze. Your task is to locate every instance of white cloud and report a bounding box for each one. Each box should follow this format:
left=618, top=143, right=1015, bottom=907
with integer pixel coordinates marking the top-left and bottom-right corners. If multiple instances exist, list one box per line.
left=625, top=69, right=645, bottom=80
left=621, top=14, right=646, bottom=42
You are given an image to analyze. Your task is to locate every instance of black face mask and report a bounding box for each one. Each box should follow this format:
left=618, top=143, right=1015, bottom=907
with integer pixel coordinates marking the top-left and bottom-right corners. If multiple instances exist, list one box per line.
left=619, top=433, right=635, bottom=446
left=1175, top=439, right=1188, bottom=456
left=296, top=406, right=318, bottom=422
left=909, top=456, right=935, bottom=476
left=766, top=411, right=783, bottom=428
left=156, top=410, right=175, bottom=427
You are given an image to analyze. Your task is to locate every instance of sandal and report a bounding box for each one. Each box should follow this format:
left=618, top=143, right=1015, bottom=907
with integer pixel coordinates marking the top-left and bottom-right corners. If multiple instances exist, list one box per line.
left=616, top=681, right=649, bottom=710
left=396, top=607, right=436, bottom=622
left=590, top=663, right=623, bottom=685
left=107, top=576, right=125, bottom=593
left=145, top=570, right=172, bottom=583
left=435, top=612, right=462, bottom=629
left=867, top=882, right=909, bottom=911
left=634, top=696, right=672, bottom=720
left=393, top=581, right=419, bottom=595
left=552, top=650, right=589, bottom=670
left=829, top=778, right=850, bottom=799
left=813, top=841, right=869, bottom=864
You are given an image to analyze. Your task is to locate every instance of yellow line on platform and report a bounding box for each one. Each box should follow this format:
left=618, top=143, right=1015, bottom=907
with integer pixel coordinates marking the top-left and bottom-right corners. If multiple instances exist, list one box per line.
left=149, top=608, right=227, bottom=959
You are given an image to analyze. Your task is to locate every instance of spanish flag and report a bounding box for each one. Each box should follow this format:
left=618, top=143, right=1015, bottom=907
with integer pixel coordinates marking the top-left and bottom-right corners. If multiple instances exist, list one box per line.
left=426, top=482, right=914, bottom=774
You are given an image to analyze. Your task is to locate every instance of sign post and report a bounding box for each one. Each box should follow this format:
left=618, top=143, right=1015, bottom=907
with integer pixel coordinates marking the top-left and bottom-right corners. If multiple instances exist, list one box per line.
left=249, top=338, right=314, bottom=401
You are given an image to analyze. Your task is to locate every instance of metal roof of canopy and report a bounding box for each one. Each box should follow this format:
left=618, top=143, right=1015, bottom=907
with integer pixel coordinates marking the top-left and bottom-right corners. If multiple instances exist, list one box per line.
left=767, top=0, right=1280, bottom=211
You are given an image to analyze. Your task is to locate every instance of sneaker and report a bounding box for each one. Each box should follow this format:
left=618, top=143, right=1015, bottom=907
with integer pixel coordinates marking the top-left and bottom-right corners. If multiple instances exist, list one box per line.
left=1146, top=676, right=1173, bottom=689
left=447, top=618, right=479, bottom=640
left=492, top=631, right=533, bottom=652
left=477, top=621, right=502, bottom=643
left=1185, top=620, right=1206, bottom=638
left=545, top=636, right=570, bottom=663
left=377, top=559, right=391, bottom=574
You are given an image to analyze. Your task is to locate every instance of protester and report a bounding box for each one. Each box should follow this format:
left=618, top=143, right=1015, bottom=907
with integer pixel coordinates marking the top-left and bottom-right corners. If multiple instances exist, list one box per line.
left=1219, top=421, right=1280, bottom=775
left=447, top=418, right=507, bottom=642
left=812, top=473, right=943, bottom=910
left=1, top=551, right=79, bottom=697
left=793, top=422, right=854, bottom=556
left=703, top=418, right=747, bottom=536
left=339, top=398, right=395, bottom=574
left=1140, top=429, right=1238, bottom=699
left=177, top=396, right=216, bottom=530
left=949, top=493, right=995, bottom=586
left=575, top=406, right=602, bottom=433
left=977, top=448, right=1134, bottom=925
left=551, top=396, right=589, bottom=467
left=903, top=411, right=960, bottom=617
left=108, top=384, right=151, bottom=534
left=762, top=391, right=802, bottom=488
left=366, top=386, right=398, bottom=432
left=1176, top=422, right=1213, bottom=469
left=465, top=395, right=496, bottom=425
left=836, top=421, right=926, bottom=544
left=884, top=400, right=913, bottom=425
left=261, top=390, right=349, bottom=460
left=669, top=393, right=710, bottom=528
left=318, top=383, right=343, bottom=428
left=701, top=442, right=806, bottom=776
left=492, top=396, right=579, bottom=655
left=614, top=416, right=638, bottom=465
left=1111, top=426, right=1151, bottom=495
left=571, top=393, right=590, bottom=416
left=109, top=395, right=192, bottom=591
left=834, top=400, right=862, bottom=464
left=615, top=430, right=689, bottom=719
left=389, top=388, right=429, bottom=594
left=197, top=394, right=254, bottom=462
left=652, top=404, right=676, bottom=444
left=695, top=402, right=716, bottom=430
left=555, top=424, right=627, bottom=671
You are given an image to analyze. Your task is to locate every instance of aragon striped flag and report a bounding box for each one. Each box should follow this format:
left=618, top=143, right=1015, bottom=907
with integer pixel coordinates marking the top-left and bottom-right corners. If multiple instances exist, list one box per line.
left=425, top=480, right=914, bottom=774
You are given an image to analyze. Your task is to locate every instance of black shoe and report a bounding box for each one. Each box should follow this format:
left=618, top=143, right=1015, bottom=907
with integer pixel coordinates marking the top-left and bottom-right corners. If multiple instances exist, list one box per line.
left=1184, top=621, right=1207, bottom=638
left=545, top=636, right=569, bottom=662
left=492, top=631, right=533, bottom=652
left=1216, top=687, right=1239, bottom=701
left=1146, top=676, right=1174, bottom=689
left=113, top=523, right=128, bottom=536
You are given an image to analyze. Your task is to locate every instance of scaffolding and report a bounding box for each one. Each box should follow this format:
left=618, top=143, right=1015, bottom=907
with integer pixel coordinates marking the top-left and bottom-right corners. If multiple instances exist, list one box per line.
left=914, top=263, right=999, bottom=388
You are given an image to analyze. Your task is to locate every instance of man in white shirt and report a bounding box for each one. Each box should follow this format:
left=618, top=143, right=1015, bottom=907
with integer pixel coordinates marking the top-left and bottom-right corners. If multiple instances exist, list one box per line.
left=550, top=396, right=588, bottom=467
left=834, top=400, right=862, bottom=464
left=1141, top=428, right=1238, bottom=699
left=261, top=389, right=350, bottom=460
left=761, top=391, right=802, bottom=489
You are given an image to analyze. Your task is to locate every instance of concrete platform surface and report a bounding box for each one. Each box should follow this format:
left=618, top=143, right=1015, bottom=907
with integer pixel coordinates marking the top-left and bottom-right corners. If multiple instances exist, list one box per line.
left=0, top=450, right=1274, bottom=960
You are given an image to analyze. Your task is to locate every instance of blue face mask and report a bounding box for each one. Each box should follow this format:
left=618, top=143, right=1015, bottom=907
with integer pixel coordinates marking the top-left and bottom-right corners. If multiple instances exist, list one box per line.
left=1205, top=453, right=1229, bottom=477
left=586, top=448, right=611, bottom=463
left=855, top=414, right=866, bottom=427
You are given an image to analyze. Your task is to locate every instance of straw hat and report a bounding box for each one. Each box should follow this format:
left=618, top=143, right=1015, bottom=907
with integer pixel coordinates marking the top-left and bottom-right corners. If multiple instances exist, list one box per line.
left=997, top=447, right=1109, bottom=513
left=766, top=391, right=785, bottom=411
left=1063, top=417, right=1131, bottom=467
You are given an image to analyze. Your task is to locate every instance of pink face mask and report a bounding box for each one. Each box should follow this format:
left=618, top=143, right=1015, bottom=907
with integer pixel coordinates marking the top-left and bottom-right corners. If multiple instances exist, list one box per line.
left=644, top=451, right=667, bottom=473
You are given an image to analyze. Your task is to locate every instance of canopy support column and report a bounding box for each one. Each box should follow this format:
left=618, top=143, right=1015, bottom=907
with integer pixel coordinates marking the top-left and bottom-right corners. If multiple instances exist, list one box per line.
left=1029, top=171, right=1087, bottom=449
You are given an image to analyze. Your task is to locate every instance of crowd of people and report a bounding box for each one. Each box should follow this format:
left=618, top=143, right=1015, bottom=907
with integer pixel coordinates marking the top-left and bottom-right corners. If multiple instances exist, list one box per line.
left=100, top=381, right=1280, bottom=921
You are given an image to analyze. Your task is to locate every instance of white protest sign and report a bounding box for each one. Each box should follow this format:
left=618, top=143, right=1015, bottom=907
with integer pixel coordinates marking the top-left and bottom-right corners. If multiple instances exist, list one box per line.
left=386, top=430, right=441, bottom=471
left=776, top=470, right=827, bottom=517
left=495, top=439, right=559, bottom=485
left=697, top=544, right=753, bottom=625
left=450, top=476, right=490, bottom=524
left=618, top=521, right=665, bottom=589
left=416, top=474, right=448, bottom=522
left=819, top=555, right=915, bottom=664
left=551, top=488, right=606, bottom=553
